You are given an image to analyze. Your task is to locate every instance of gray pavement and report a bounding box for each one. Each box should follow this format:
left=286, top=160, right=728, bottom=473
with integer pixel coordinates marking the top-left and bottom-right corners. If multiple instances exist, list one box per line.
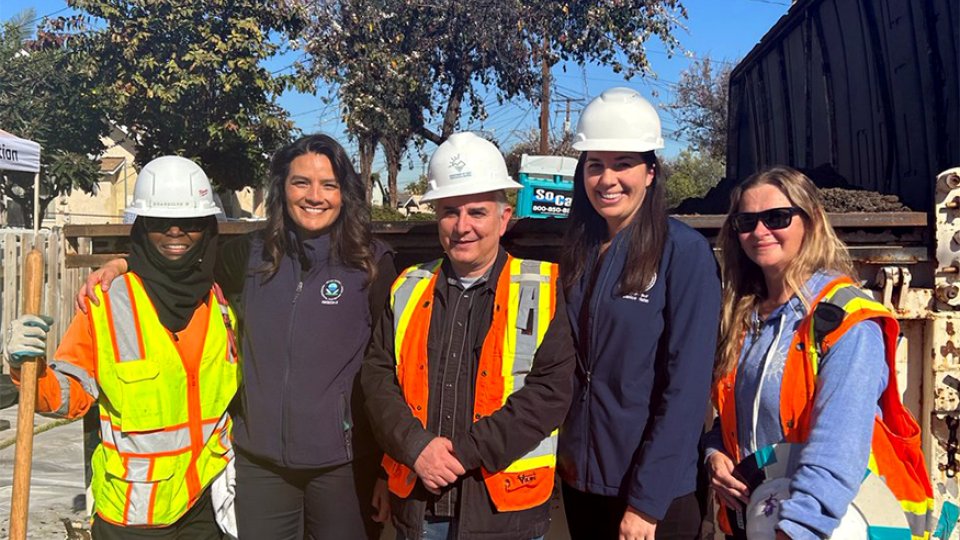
left=0, top=404, right=87, bottom=539
left=0, top=401, right=573, bottom=540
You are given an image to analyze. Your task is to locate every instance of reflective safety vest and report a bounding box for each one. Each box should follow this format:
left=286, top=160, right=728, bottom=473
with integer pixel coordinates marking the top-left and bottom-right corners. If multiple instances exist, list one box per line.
left=712, top=277, right=934, bottom=539
left=88, top=274, right=240, bottom=527
left=382, top=256, right=559, bottom=512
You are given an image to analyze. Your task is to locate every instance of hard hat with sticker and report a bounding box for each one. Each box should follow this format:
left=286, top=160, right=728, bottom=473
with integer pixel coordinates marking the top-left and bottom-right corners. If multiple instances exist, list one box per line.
left=725, top=443, right=909, bottom=540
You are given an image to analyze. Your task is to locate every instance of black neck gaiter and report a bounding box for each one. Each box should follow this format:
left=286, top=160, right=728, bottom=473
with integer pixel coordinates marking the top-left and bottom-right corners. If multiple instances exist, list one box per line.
left=126, top=216, right=219, bottom=333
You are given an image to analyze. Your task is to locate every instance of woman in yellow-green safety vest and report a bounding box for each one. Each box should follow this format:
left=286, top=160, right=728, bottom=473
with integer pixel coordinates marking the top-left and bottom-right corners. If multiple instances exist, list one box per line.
left=5, top=156, right=239, bottom=539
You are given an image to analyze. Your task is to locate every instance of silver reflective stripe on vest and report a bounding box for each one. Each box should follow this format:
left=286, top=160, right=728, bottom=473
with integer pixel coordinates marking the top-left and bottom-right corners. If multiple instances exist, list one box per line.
left=906, top=511, right=930, bottom=538
left=125, top=481, right=156, bottom=524
left=124, top=456, right=153, bottom=482
left=824, top=284, right=870, bottom=310
left=390, top=259, right=442, bottom=358
left=392, top=262, right=439, bottom=338
left=512, top=260, right=548, bottom=371
left=106, top=277, right=144, bottom=362
left=101, top=412, right=229, bottom=456
left=505, top=259, right=557, bottom=471
left=519, top=435, right=555, bottom=461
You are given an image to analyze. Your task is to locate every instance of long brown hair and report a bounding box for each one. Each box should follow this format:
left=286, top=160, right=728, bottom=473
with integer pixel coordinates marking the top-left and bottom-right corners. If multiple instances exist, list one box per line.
left=714, top=166, right=855, bottom=380
left=561, top=151, right=667, bottom=295
left=260, top=134, right=376, bottom=283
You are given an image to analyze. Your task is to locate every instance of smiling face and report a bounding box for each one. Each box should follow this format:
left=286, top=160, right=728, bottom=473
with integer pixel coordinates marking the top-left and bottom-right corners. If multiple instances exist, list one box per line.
left=145, top=217, right=207, bottom=261
left=583, top=151, right=655, bottom=237
left=435, top=191, right=512, bottom=278
left=737, top=183, right=806, bottom=279
left=284, top=152, right=342, bottom=238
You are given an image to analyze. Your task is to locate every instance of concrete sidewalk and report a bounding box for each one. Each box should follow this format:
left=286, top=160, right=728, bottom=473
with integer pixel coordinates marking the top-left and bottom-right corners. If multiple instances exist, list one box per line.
left=0, top=404, right=87, bottom=539
left=0, top=400, right=574, bottom=540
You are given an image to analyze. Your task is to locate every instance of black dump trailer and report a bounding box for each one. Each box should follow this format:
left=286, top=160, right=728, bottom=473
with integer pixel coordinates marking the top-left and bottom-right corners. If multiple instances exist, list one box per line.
left=725, top=0, right=958, bottom=211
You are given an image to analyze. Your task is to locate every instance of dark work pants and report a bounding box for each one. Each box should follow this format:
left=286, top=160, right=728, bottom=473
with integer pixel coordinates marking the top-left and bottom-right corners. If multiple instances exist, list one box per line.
left=92, top=488, right=223, bottom=539
left=234, top=449, right=379, bottom=540
left=562, top=483, right=702, bottom=539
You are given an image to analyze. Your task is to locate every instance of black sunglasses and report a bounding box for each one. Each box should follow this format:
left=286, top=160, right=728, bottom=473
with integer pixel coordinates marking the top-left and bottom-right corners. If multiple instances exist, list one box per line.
left=142, top=217, right=209, bottom=234
left=730, top=207, right=803, bottom=233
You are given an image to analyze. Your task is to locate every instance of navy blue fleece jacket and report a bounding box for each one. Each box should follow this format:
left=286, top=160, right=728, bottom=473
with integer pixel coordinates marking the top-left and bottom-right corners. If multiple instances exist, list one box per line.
left=558, top=217, right=721, bottom=519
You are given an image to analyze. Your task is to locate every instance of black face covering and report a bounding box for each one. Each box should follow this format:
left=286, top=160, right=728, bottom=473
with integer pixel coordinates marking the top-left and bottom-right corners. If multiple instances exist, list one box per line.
left=126, top=216, right=219, bottom=333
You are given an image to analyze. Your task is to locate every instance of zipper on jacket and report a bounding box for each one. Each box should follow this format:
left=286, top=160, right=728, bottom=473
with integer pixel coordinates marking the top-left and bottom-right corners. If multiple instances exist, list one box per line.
left=586, top=237, right=621, bottom=386
left=280, top=276, right=304, bottom=466
left=581, top=237, right=621, bottom=488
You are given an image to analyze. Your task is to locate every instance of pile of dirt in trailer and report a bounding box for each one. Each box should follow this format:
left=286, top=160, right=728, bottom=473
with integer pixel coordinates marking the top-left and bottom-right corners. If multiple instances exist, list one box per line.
left=672, top=165, right=911, bottom=214
left=817, top=188, right=909, bottom=212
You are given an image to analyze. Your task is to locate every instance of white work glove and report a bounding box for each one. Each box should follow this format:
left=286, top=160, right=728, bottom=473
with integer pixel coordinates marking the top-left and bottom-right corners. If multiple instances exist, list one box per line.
left=211, top=458, right=237, bottom=539
left=3, top=314, right=53, bottom=369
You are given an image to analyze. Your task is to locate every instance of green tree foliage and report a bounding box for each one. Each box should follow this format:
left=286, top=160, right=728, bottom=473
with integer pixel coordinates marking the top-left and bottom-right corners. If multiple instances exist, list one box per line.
left=295, top=0, right=428, bottom=204
left=297, top=0, right=686, bottom=200
left=662, top=149, right=724, bottom=209
left=666, top=57, right=731, bottom=162
left=406, top=174, right=430, bottom=197
left=52, top=0, right=301, bottom=190
left=0, top=13, right=107, bottom=228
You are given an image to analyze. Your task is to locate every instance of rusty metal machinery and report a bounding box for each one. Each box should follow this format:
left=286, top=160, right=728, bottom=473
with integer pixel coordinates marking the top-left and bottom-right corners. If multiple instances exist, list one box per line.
left=921, top=167, right=960, bottom=534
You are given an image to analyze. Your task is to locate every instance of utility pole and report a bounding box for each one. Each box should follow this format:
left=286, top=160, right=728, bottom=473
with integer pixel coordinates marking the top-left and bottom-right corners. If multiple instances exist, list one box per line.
left=539, top=39, right=550, bottom=155
left=556, top=93, right=585, bottom=135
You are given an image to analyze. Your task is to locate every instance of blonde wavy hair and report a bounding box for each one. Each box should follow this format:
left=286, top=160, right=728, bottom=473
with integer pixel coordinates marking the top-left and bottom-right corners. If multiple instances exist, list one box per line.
left=714, top=166, right=855, bottom=380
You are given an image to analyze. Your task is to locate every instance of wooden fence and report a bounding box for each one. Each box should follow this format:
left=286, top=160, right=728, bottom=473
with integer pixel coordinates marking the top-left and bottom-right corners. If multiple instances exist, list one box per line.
left=1, top=229, right=89, bottom=377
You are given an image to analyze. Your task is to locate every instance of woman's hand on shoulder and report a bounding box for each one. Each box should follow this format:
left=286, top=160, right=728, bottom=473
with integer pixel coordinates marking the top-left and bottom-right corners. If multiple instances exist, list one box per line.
left=619, top=505, right=657, bottom=540
left=706, top=450, right=751, bottom=510
left=75, top=258, right=128, bottom=314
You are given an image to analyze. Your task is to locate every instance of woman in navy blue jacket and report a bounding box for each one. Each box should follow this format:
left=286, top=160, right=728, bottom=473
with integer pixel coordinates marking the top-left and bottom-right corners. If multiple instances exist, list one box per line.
left=79, top=135, right=395, bottom=540
left=558, top=87, right=722, bottom=539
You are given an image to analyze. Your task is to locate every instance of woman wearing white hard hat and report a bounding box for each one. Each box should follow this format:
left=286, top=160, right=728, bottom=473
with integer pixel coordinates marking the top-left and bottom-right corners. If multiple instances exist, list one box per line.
left=557, top=87, right=721, bottom=538
left=76, top=135, right=396, bottom=539
left=5, top=156, right=240, bottom=538
left=703, top=167, right=933, bottom=538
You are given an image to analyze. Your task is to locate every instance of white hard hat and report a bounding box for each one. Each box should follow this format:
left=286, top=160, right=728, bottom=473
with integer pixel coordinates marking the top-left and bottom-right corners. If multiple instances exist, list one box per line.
left=745, top=477, right=868, bottom=540
left=420, top=132, right=522, bottom=202
left=735, top=444, right=909, bottom=539
left=573, top=87, right=665, bottom=153
left=126, top=156, right=222, bottom=218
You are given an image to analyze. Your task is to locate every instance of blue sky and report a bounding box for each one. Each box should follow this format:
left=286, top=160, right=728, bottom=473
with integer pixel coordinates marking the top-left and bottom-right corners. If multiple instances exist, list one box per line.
left=2, top=0, right=790, bottom=188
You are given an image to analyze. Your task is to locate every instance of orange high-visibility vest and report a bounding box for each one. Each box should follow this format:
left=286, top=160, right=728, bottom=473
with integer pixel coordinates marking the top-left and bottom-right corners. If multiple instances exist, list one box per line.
left=712, top=277, right=934, bottom=538
left=381, top=256, right=559, bottom=512
left=89, top=274, right=239, bottom=526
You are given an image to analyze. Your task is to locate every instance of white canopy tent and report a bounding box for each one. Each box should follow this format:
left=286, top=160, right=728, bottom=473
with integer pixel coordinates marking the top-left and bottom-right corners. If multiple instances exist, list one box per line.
left=0, top=129, right=42, bottom=231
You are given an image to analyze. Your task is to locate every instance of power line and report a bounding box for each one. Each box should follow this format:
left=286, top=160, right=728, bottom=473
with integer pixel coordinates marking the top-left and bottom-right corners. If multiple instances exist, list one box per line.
left=25, top=7, right=70, bottom=25
left=742, top=0, right=790, bottom=6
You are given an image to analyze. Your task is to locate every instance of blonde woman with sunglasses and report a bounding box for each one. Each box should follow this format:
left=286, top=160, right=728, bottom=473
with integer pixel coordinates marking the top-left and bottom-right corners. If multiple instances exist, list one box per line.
left=703, top=167, right=932, bottom=538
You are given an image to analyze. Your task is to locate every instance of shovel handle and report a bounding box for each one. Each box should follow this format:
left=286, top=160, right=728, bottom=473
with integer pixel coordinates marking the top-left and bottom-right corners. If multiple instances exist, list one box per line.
left=9, top=248, right=44, bottom=540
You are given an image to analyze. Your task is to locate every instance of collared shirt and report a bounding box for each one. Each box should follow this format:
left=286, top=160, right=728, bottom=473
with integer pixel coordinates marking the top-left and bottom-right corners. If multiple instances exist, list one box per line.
left=362, top=247, right=576, bottom=540
left=428, top=261, right=495, bottom=516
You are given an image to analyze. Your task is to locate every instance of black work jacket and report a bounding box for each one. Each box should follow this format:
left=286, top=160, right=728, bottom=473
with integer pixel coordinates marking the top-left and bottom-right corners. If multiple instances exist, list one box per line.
left=362, top=248, right=576, bottom=540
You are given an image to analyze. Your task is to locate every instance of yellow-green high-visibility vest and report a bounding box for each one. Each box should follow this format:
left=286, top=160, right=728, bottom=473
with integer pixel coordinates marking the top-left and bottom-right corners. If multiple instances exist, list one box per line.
left=88, top=273, right=239, bottom=527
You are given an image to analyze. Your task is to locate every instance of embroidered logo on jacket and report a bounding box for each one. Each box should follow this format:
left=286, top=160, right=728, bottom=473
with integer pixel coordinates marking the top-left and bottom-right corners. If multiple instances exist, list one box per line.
left=621, top=272, right=657, bottom=303
left=321, top=279, right=343, bottom=304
